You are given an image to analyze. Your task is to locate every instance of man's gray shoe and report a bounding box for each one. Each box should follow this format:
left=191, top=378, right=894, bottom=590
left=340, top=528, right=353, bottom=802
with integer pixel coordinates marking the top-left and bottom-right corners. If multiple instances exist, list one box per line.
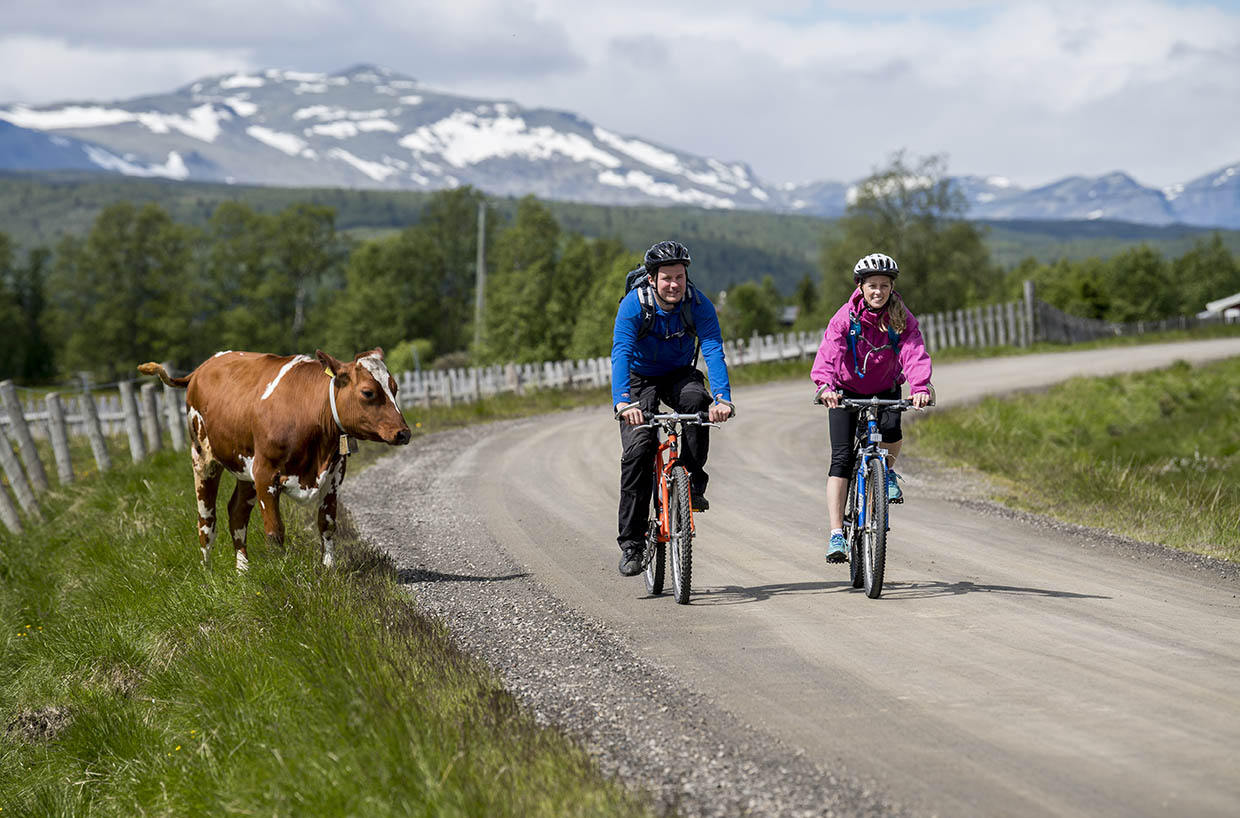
left=619, top=543, right=644, bottom=576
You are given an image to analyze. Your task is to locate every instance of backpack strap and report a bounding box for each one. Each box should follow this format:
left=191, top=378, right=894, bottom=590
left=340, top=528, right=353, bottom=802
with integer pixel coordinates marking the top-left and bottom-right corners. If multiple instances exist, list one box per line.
left=635, top=284, right=658, bottom=341
left=635, top=283, right=702, bottom=368
left=848, top=310, right=901, bottom=377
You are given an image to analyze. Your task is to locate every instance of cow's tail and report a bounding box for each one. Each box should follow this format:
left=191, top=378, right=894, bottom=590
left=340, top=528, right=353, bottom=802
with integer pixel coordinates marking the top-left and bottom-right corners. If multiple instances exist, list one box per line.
left=137, top=362, right=191, bottom=388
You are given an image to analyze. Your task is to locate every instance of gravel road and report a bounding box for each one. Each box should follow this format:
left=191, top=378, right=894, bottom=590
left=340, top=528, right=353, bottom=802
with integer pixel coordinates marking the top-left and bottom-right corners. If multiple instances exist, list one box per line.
left=344, top=339, right=1240, bottom=818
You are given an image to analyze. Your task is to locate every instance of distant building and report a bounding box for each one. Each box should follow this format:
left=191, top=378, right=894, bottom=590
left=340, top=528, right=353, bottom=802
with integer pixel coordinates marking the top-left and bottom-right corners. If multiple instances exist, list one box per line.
left=1196, top=291, right=1240, bottom=323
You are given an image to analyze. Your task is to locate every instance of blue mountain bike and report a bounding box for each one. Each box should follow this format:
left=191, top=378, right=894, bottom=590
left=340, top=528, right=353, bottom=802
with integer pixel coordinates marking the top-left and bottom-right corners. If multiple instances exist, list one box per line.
left=836, top=397, right=916, bottom=599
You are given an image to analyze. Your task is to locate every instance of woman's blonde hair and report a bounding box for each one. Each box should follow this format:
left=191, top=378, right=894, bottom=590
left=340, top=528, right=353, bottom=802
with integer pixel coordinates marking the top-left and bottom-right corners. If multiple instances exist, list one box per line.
left=886, top=292, right=907, bottom=334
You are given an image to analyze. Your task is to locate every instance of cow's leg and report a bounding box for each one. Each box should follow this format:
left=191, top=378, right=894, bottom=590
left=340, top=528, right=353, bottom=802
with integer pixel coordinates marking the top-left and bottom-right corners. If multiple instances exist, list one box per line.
left=227, top=480, right=257, bottom=572
left=190, top=440, right=223, bottom=566
left=317, top=460, right=345, bottom=568
left=252, top=464, right=286, bottom=548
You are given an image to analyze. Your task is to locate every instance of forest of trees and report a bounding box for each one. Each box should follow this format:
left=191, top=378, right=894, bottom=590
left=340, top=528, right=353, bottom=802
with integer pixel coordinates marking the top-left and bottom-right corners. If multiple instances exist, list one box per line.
left=2, top=155, right=1238, bottom=384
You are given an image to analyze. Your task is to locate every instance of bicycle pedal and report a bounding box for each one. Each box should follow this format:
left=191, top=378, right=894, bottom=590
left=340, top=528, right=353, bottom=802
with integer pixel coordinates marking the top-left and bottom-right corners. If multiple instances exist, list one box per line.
left=889, top=496, right=904, bottom=504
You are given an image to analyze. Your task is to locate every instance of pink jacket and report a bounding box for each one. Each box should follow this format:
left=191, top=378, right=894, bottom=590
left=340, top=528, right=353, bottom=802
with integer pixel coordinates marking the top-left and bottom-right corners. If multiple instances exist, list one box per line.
left=810, top=290, right=933, bottom=396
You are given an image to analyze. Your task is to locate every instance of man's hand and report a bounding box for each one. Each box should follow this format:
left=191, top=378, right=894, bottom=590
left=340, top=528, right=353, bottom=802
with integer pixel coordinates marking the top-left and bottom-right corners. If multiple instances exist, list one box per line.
left=708, top=401, right=733, bottom=423
left=910, top=391, right=931, bottom=409
left=615, top=402, right=644, bottom=425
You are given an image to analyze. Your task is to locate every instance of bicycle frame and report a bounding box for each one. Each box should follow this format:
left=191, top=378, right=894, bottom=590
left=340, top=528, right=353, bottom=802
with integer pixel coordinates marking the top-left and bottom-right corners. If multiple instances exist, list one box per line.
left=850, top=405, right=890, bottom=536
left=648, top=415, right=702, bottom=545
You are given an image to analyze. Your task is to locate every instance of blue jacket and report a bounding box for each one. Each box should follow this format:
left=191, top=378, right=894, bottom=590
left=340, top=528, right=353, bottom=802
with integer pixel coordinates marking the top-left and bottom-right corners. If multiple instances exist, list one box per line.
left=611, top=286, right=731, bottom=406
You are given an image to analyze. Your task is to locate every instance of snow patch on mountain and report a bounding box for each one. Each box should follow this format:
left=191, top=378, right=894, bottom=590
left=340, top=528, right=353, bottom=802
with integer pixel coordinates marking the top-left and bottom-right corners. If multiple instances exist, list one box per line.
left=327, top=148, right=399, bottom=182
left=598, top=169, right=736, bottom=208
left=246, top=125, right=310, bottom=157
left=86, top=147, right=189, bottom=179
left=400, top=110, right=621, bottom=169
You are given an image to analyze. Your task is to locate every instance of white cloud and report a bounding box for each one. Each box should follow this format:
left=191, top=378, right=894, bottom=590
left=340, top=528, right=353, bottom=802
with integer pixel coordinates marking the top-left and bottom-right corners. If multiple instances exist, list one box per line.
left=0, top=1, right=1237, bottom=188
left=0, top=34, right=252, bottom=104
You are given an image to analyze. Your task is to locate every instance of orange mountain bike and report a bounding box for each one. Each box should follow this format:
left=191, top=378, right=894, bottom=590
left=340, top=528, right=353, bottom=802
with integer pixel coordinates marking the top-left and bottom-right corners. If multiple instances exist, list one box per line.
left=630, top=411, right=716, bottom=604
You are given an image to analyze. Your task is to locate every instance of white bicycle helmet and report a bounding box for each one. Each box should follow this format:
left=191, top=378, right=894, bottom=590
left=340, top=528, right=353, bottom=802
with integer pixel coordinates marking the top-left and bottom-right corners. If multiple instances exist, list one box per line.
left=853, top=253, right=900, bottom=282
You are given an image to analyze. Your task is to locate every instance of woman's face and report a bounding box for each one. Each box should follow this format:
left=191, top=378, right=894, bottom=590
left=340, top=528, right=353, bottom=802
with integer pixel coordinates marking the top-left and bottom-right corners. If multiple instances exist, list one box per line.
left=860, top=275, right=893, bottom=309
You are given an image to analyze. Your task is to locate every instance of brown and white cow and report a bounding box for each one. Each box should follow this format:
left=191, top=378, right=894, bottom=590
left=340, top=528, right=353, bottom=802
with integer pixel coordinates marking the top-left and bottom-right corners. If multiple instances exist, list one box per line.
left=138, top=348, right=411, bottom=570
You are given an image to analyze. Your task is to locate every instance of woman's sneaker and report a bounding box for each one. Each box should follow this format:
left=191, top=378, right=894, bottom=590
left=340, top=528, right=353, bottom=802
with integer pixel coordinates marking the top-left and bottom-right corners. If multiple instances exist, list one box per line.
left=887, top=469, right=903, bottom=502
left=825, top=533, right=848, bottom=563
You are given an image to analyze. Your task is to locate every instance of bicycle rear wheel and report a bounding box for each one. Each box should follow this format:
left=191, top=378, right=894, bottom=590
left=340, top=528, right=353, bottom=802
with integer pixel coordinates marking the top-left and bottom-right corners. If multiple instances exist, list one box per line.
left=668, top=465, right=693, bottom=604
left=863, top=457, right=888, bottom=598
left=845, top=472, right=864, bottom=589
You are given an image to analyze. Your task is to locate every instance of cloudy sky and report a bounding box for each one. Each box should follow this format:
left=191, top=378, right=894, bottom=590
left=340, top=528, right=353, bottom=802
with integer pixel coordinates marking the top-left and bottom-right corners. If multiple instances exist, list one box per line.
left=1, top=0, right=1237, bottom=188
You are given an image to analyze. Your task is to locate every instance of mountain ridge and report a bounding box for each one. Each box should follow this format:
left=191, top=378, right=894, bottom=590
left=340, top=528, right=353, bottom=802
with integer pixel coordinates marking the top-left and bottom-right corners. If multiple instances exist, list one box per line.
left=2, top=63, right=1237, bottom=228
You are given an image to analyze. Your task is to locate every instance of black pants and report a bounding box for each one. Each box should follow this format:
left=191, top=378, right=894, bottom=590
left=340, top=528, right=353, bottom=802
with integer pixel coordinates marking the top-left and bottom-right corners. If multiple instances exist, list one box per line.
left=828, top=385, right=902, bottom=479
left=618, top=367, right=712, bottom=548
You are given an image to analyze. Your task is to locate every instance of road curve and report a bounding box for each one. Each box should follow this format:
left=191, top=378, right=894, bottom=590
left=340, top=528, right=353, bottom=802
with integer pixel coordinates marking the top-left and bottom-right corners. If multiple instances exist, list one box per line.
left=391, top=339, right=1240, bottom=817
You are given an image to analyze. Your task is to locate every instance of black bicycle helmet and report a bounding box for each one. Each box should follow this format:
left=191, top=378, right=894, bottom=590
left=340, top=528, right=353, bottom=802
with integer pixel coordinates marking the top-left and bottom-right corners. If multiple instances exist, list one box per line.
left=644, top=240, right=692, bottom=274
left=853, top=252, right=900, bottom=283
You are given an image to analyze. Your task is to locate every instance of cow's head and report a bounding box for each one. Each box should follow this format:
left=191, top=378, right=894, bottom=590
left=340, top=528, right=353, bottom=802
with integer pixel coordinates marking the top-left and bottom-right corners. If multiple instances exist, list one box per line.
left=316, top=348, right=412, bottom=446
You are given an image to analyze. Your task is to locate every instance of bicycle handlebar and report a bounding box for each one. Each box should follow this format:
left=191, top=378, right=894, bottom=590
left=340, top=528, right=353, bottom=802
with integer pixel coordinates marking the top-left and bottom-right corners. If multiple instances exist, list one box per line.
left=614, top=410, right=718, bottom=429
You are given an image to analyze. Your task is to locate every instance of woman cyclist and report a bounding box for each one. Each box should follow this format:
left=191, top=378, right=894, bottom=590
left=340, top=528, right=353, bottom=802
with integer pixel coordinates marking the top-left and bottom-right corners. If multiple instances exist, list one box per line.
left=811, top=253, right=933, bottom=564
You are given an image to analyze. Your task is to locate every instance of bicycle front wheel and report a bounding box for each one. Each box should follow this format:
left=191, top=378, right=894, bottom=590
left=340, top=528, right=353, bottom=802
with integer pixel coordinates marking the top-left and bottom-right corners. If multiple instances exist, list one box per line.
left=863, top=457, right=888, bottom=599
left=668, top=465, right=694, bottom=604
left=845, top=472, right=864, bottom=589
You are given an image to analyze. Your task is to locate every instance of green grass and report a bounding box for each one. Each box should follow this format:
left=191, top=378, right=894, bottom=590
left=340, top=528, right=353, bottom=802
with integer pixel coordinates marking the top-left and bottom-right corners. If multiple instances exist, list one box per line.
left=0, top=449, right=652, bottom=817
left=908, top=356, right=1240, bottom=561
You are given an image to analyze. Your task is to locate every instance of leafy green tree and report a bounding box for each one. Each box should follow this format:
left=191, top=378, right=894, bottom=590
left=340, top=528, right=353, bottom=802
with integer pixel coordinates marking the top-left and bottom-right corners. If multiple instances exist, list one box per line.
left=419, top=186, right=495, bottom=353
left=1102, top=245, right=1175, bottom=322
left=0, top=232, right=21, bottom=380
left=794, top=273, right=818, bottom=321
left=1173, top=233, right=1240, bottom=315
left=478, top=196, right=562, bottom=363
left=323, top=228, right=442, bottom=358
left=818, top=151, right=998, bottom=319
left=267, top=203, right=345, bottom=352
left=718, top=276, right=780, bottom=339
left=202, top=201, right=274, bottom=352
left=7, top=247, right=56, bottom=382
left=44, top=203, right=198, bottom=377
left=566, top=254, right=640, bottom=360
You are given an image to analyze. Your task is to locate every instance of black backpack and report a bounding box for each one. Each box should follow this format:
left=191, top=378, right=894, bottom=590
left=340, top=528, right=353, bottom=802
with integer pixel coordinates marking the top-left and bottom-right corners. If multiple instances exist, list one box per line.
left=621, top=265, right=701, bottom=366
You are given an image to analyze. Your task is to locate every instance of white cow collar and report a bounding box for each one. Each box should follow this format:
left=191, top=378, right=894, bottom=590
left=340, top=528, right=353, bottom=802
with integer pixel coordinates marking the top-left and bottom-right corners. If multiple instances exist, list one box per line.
left=328, top=372, right=344, bottom=432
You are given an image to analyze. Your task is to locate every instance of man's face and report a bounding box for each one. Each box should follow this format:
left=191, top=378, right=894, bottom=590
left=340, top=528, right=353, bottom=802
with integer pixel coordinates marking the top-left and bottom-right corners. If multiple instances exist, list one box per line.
left=651, top=264, right=687, bottom=305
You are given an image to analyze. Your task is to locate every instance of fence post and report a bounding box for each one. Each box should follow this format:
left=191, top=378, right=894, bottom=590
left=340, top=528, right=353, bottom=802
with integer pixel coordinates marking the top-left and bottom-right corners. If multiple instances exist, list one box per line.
left=118, top=380, right=147, bottom=462
left=140, top=382, right=163, bottom=453
left=0, top=380, right=50, bottom=494
left=79, top=390, right=112, bottom=473
left=1023, top=280, right=1037, bottom=344
left=0, top=480, right=21, bottom=535
left=45, top=393, right=74, bottom=485
left=0, top=433, right=41, bottom=521
left=163, top=383, right=186, bottom=451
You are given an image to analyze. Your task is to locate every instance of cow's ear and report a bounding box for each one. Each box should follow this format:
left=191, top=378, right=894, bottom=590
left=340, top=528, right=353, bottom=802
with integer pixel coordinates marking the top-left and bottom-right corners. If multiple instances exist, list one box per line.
left=354, top=347, right=384, bottom=362
left=316, top=349, right=348, bottom=383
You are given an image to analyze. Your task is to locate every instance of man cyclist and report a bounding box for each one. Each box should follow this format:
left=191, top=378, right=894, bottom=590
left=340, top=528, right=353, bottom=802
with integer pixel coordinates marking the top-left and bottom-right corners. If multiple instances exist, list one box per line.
left=613, top=240, right=735, bottom=577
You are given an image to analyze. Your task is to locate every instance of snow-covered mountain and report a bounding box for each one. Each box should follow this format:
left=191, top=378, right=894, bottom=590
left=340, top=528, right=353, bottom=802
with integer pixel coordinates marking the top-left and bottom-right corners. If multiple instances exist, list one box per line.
left=1, top=64, right=1237, bottom=229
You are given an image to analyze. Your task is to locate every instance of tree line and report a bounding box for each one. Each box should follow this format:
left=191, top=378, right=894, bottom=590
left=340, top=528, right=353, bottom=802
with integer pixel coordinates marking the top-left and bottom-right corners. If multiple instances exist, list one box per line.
left=2, top=155, right=1238, bottom=384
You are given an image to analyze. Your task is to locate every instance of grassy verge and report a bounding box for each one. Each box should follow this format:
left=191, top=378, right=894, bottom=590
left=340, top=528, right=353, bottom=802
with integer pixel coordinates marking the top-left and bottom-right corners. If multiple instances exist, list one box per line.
left=0, top=450, right=651, bottom=817
left=907, top=356, right=1240, bottom=562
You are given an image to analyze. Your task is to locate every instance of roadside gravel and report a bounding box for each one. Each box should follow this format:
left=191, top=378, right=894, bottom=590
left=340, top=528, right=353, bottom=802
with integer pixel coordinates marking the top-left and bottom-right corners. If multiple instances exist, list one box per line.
left=343, top=423, right=912, bottom=818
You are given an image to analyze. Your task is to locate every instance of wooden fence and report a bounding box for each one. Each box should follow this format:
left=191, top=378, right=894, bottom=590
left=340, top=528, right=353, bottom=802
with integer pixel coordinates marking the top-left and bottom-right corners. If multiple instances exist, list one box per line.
left=2, top=283, right=1235, bottom=534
